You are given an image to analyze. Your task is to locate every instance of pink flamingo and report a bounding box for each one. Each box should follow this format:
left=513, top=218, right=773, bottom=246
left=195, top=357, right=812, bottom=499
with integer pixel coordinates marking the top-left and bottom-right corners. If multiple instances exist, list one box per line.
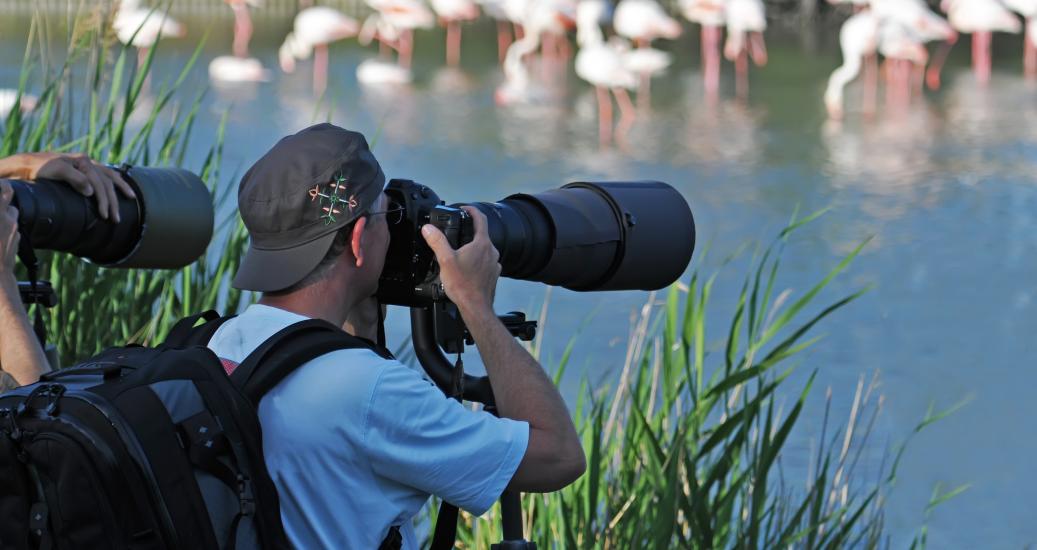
left=824, top=9, right=880, bottom=120
left=576, top=0, right=638, bottom=145
left=113, top=0, right=186, bottom=73
left=877, top=21, right=929, bottom=110
left=941, top=0, right=1022, bottom=85
left=209, top=0, right=270, bottom=83
left=614, top=0, right=681, bottom=101
left=279, top=7, right=360, bottom=95
left=1001, top=0, right=1037, bottom=77
left=431, top=0, right=481, bottom=66
left=870, top=0, right=956, bottom=91
left=724, top=0, right=767, bottom=99
left=679, top=0, right=727, bottom=99
left=364, top=0, right=435, bottom=69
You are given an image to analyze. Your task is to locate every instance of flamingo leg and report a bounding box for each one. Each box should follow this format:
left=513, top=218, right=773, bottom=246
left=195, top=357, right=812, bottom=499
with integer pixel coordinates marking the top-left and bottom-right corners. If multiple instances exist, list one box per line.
left=231, top=3, right=253, bottom=58
left=614, top=86, right=636, bottom=138
left=638, top=72, right=651, bottom=109
left=863, top=53, right=878, bottom=116
left=1025, top=21, right=1036, bottom=78
left=399, top=30, right=414, bottom=69
left=749, top=32, right=767, bottom=66
left=446, top=20, right=462, bottom=66
left=735, top=48, right=749, bottom=100
left=314, top=43, right=328, bottom=95
left=974, top=31, right=992, bottom=84
left=703, top=25, right=721, bottom=98
left=497, top=21, right=512, bottom=64
left=926, top=38, right=955, bottom=90
left=596, top=85, right=613, bottom=146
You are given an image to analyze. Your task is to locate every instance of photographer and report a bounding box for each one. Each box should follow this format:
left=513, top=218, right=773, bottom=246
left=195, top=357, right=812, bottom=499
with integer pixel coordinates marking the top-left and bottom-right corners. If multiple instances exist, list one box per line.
left=0, top=152, right=136, bottom=391
left=206, top=124, right=586, bottom=548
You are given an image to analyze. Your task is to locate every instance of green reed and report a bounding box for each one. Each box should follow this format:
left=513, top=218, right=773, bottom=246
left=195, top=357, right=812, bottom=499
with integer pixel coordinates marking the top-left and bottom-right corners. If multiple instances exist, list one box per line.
left=1, top=5, right=249, bottom=365
left=434, top=214, right=962, bottom=549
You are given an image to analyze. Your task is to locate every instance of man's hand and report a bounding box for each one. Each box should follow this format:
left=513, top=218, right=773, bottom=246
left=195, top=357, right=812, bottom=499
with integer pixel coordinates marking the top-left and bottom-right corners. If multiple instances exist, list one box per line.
left=420, top=207, right=501, bottom=316
left=0, top=182, right=19, bottom=274
left=0, top=152, right=136, bottom=223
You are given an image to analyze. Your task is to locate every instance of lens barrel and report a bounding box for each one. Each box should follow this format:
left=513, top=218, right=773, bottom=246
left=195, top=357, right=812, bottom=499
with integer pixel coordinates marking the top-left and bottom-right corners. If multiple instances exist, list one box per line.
left=7, top=166, right=213, bottom=269
left=465, top=181, right=695, bottom=292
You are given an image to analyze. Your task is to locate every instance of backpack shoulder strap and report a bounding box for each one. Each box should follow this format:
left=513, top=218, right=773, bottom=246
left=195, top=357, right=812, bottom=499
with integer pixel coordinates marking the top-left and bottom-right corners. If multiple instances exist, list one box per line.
left=164, top=310, right=237, bottom=348
left=230, top=319, right=392, bottom=405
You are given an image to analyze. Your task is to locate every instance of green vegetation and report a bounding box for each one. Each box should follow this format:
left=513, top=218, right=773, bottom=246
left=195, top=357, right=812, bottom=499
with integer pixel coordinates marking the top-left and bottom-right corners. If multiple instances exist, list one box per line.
left=438, top=221, right=962, bottom=549
left=1, top=8, right=960, bottom=549
left=1, top=7, right=250, bottom=365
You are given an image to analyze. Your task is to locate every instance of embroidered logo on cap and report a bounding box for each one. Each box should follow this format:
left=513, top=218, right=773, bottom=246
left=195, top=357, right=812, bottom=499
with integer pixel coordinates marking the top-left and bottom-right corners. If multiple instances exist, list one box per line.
left=308, top=173, right=359, bottom=225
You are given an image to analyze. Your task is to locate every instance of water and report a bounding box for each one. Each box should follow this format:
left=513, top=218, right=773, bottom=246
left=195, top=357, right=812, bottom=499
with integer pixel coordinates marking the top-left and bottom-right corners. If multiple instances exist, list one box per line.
left=3, top=12, right=1037, bottom=548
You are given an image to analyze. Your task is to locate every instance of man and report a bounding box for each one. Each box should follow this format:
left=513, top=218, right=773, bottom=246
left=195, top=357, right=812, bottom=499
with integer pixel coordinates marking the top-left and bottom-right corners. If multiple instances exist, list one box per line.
left=0, top=152, right=135, bottom=391
left=207, top=123, right=585, bottom=548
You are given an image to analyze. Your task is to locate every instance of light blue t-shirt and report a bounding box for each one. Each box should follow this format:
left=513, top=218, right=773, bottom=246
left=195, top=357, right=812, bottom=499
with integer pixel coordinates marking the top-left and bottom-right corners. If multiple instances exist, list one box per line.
left=207, top=304, right=529, bottom=549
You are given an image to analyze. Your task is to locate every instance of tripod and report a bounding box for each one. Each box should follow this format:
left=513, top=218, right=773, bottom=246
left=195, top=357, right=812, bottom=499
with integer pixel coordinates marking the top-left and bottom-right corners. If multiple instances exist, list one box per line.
left=409, top=302, right=538, bottom=550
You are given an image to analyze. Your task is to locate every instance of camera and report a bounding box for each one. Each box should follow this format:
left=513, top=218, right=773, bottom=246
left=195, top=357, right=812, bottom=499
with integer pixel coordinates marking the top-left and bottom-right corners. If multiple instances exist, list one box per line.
left=5, top=165, right=214, bottom=269
left=377, top=178, right=696, bottom=306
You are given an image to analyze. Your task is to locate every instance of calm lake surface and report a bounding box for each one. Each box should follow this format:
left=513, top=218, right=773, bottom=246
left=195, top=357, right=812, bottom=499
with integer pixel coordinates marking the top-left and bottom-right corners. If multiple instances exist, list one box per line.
left=2, top=10, right=1036, bottom=548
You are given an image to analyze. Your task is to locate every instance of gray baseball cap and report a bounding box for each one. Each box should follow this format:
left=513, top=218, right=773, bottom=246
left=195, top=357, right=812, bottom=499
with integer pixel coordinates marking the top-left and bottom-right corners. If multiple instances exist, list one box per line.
left=232, top=123, right=385, bottom=292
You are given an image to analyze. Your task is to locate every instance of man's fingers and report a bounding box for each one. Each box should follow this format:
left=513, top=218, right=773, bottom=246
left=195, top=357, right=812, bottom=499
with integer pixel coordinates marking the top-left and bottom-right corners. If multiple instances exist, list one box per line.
left=90, top=165, right=121, bottom=222
left=421, top=224, right=454, bottom=261
left=461, top=206, right=489, bottom=242
left=52, top=161, right=93, bottom=196
left=83, top=166, right=110, bottom=220
left=98, top=164, right=136, bottom=199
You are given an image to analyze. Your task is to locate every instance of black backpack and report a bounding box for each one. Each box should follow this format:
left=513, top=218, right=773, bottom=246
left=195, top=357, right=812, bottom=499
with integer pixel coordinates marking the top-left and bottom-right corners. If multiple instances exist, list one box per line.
left=0, top=311, right=403, bottom=550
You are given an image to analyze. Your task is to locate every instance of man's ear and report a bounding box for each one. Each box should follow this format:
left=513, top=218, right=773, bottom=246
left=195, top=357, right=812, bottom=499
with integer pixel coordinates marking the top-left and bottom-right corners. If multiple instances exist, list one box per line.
left=351, top=217, right=367, bottom=268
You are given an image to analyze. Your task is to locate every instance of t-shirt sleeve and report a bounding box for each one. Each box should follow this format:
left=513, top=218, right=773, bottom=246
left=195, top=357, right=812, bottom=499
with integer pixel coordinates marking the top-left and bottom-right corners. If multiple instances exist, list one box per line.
left=362, top=363, right=529, bottom=516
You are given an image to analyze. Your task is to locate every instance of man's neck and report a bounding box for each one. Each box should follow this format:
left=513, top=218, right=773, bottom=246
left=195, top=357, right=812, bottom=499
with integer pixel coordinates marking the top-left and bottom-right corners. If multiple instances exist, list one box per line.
left=258, top=285, right=353, bottom=328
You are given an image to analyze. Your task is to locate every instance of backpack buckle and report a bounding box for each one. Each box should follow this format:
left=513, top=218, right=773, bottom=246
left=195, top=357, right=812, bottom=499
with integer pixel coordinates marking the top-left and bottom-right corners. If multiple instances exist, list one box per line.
left=237, top=474, right=255, bottom=516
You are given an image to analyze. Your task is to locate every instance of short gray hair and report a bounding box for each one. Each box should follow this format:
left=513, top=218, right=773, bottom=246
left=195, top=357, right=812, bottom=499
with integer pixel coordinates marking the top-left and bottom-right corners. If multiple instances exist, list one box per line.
left=265, top=223, right=355, bottom=296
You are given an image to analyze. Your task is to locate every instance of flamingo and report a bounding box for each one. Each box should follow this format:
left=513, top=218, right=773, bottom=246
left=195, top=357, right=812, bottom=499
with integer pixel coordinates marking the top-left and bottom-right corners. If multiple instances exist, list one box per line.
left=575, top=0, right=638, bottom=144
left=364, top=0, right=435, bottom=69
left=209, top=0, right=270, bottom=83
left=527, top=0, right=579, bottom=63
left=679, top=0, right=727, bottom=97
left=824, top=9, right=881, bottom=120
left=724, top=0, right=767, bottom=99
left=113, top=0, right=186, bottom=72
left=870, top=0, right=956, bottom=90
left=495, top=28, right=545, bottom=104
left=876, top=21, right=929, bottom=109
left=477, top=0, right=519, bottom=63
left=0, top=90, right=37, bottom=115
left=941, top=0, right=1022, bottom=85
left=613, top=0, right=681, bottom=102
left=1001, top=0, right=1037, bottom=77
left=614, top=0, right=682, bottom=47
left=430, top=0, right=481, bottom=66
left=357, top=59, right=414, bottom=85
left=278, top=6, right=360, bottom=95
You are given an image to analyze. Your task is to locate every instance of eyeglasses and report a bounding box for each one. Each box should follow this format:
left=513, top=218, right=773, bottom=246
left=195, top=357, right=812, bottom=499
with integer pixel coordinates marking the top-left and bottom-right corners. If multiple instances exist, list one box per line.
left=367, top=201, right=405, bottom=226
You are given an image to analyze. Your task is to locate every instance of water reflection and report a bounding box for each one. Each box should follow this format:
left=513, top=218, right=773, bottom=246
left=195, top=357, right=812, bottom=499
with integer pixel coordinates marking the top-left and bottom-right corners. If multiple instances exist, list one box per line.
left=682, top=74, right=765, bottom=169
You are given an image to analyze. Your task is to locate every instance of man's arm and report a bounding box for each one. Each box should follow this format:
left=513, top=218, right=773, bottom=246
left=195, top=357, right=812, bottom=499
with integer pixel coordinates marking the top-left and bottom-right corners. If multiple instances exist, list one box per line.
left=0, top=181, right=50, bottom=386
left=421, top=208, right=586, bottom=493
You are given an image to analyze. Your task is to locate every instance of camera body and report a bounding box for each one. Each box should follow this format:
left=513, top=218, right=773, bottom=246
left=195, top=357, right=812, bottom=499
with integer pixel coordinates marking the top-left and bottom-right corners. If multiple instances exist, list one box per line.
left=377, top=179, right=474, bottom=306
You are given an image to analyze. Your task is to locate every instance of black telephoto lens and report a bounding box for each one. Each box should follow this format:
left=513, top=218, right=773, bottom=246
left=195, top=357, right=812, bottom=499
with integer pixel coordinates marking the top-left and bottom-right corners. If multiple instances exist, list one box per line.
left=464, top=181, right=695, bottom=292
left=5, top=166, right=213, bottom=269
